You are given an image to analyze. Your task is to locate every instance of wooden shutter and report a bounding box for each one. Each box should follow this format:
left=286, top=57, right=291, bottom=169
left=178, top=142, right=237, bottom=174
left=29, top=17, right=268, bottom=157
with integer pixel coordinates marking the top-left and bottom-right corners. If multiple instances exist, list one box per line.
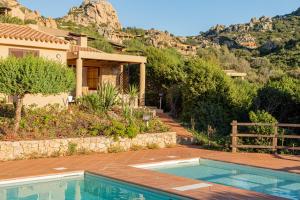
left=87, top=68, right=99, bottom=90
left=9, top=48, right=40, bottom=58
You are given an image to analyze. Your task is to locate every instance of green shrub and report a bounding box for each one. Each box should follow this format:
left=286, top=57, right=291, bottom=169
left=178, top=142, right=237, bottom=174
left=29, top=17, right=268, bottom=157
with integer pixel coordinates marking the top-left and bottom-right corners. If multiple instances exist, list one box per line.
left=140, top=118, right=169, bottom=133
left=0, top=15, right=24, bottom=25
left=197, top=46, right=251, bottom=73
left=79, top=93, right=104, bottom=113
left=181, top=58, right=238, bottom=134
left=24, top=19, right=37, bottom=24
left=123, top=39, right=146, bottom=54
left=192, top=130, right=228, bottom=150
left=67, top=142, right=77, bottom=155
left=123, top=27, right=147, bottom=36
left=126, top=122, right=139, bottom=138
left=89, top=123, right=104, bottom=136
left=249, top=110, right=278, bottom=134
left=79, top=83, right=119, bottom=113
left=104, top=120, right=126, bottom=139
left=90, top=37, right=114, bottom=53
left=103, top=120, right=141, bottom=139
left=254, top=76, right=300, bottom=122
left=246, top=110, right=278, bottom=149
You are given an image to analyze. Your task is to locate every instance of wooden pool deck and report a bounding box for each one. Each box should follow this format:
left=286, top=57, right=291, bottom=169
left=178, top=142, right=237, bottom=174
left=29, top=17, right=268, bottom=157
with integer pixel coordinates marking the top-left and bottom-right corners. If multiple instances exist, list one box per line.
left=0, top=146, right=299, bottom=200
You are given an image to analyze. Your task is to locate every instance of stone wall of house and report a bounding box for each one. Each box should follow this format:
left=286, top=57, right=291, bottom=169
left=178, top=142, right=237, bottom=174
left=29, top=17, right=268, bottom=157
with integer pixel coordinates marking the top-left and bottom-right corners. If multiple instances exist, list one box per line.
left=0, top=132, right=176, bottom=161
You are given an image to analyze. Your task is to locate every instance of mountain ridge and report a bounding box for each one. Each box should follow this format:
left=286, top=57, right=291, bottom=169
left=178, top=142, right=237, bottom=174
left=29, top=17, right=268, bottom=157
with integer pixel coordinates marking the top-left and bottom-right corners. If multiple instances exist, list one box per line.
left=1, top=0, right=299, bottom=70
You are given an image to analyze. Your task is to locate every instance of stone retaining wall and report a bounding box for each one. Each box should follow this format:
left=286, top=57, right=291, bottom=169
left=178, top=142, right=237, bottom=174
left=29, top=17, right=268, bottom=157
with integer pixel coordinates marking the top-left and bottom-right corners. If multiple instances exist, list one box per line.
left=0, top=132, right=176, bottom=161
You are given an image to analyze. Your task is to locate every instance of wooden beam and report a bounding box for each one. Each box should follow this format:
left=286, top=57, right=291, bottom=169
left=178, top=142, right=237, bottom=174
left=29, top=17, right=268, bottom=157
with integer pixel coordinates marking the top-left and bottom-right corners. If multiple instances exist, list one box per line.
left=233, top=145, right=274, bottom=149
left=230, top=134, right=275, bottom=138
left=79, top=51, right=147, bottom=64
left=277, top=146, right=300, bottom=150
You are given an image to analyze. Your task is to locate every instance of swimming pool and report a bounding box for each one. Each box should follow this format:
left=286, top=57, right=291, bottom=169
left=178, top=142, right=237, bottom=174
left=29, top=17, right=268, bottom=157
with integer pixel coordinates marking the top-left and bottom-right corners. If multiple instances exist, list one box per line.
left=0, top=172, right=188, bottom=200
left=136, top=158, right=300, bottom=200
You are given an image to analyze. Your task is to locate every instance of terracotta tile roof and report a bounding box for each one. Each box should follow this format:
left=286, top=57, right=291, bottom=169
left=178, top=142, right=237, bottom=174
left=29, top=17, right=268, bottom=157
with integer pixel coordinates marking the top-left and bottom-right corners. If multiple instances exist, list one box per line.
left=69, top=45, right=103, bottom=53
left=0, top=23, right=68, bottom=44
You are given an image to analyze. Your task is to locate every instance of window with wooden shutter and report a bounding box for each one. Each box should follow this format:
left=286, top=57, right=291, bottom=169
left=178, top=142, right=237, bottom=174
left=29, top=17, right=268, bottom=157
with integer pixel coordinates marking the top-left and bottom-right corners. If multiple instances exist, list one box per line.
left=87, top=67, right=100, bottom=90
left=9, top=48, right=39, bottom=58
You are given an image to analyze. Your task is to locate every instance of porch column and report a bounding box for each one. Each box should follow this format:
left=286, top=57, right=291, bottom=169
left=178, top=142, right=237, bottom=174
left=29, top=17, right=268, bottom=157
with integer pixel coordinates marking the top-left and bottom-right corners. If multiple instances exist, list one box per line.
left=139, top=63, right=146, bottom=106
left=76, top=58, right=83, bottom=98
left=119, top=64, right=124, bottom=93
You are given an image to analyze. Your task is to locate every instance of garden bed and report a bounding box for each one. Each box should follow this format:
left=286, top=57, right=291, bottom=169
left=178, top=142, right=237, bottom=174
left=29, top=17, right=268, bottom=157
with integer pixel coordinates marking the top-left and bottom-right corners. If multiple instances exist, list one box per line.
left=0, top=104, right=169, bottom=141
left=0, top=102, right=176, bottom=161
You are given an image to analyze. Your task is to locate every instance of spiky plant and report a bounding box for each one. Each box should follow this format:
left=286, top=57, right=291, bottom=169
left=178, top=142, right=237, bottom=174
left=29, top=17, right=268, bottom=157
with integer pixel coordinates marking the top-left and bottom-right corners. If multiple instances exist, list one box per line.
left=128, top=84, right=139, bottom=107
left=80, top=82, right=120, bottom=113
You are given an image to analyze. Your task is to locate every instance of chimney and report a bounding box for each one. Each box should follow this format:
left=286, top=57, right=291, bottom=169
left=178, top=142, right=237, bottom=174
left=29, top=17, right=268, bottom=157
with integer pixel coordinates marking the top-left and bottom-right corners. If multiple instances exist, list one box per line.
left=77, top=35, right=88, bottom=47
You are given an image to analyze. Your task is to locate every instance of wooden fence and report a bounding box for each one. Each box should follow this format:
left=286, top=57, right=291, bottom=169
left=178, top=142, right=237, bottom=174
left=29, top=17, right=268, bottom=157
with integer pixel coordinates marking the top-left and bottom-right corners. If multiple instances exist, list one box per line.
left=231, top=121, right=300, bottom=153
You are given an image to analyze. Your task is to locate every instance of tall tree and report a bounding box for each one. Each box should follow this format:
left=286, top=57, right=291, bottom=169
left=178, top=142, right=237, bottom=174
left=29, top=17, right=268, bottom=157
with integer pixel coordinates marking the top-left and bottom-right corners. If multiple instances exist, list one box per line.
left=0, top=56, right=75, bottom=132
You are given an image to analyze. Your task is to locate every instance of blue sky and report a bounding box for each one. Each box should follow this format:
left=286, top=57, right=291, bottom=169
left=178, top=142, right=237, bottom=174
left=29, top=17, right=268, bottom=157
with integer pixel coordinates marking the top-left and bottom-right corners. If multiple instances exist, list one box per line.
left=19, top=0, right=300, bottom=36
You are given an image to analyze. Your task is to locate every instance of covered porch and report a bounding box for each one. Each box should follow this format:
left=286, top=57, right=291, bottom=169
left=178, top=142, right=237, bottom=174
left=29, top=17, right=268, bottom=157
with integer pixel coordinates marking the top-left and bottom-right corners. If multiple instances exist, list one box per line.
left=67, top=46, right=147, bottom=106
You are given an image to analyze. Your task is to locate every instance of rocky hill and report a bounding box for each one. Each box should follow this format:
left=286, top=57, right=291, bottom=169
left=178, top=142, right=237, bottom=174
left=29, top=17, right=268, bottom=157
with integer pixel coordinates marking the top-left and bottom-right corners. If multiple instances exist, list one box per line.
left=0, top=0, right=57, bottom=28
left=194, top=11, right=299, bottom=51
left=1, top=0, right=299, bottom=69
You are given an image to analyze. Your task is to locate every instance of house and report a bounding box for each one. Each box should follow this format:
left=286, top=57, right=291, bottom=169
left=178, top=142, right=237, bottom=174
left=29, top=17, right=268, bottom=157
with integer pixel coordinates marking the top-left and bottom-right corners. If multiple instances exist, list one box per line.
left=0, top=6, right=12, bottom=16
left=223, top=70, right=247, bottom=80
left=0, top=23, right=147, bottom=107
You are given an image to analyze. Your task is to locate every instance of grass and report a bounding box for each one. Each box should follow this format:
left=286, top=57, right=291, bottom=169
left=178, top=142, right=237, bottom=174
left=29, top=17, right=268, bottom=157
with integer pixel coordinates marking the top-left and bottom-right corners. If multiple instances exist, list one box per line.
left=108, top=145, right=125, bottom=153
left=165, top=143, right=177, bottom=148
left=130, top=144, right=145, bottom=151
left=67, top=142, right=77, bottom=156
left=192, top=130, right=231, bottom=151
left=147, top=143, right=160, bottom=149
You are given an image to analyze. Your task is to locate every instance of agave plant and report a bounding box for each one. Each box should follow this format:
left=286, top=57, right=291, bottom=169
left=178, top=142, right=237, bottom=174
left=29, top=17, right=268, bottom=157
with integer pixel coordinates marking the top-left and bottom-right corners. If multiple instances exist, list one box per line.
left=97, top=82, right=120, bottom=111
left=80, top=82, right=120, bottom=113
left=122, top=104, right=131, bottom=121
left=128, top=84, right=139, bottom=107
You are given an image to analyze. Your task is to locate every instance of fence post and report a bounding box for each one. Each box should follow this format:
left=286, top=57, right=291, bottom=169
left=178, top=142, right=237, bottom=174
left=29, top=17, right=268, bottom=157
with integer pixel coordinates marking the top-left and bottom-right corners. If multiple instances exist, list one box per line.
left=231, top=120, right=238, bottom=153
left=272, top=123, right=278, bottom=153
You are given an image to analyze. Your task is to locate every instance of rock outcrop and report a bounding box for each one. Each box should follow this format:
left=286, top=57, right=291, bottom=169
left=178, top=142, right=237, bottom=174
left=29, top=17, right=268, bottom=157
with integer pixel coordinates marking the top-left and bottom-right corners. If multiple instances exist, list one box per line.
left=62, top=0, right=121, bottom=31
left=0, top=0, right=57, bottom=28
left=200, top=15, right=275, bottom=50
left=207, top=16, right=273, bottom=35
left=235, top=34, right=257, bottom=49
left=143, top=29, right=198, bottom=55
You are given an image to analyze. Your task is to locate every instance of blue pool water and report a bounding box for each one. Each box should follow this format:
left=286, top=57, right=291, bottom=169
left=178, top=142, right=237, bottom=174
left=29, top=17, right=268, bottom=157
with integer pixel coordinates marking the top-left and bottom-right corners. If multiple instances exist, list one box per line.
left=0, top=173, right=188, bottom=200
left=151, top=159, right=300, bottom=200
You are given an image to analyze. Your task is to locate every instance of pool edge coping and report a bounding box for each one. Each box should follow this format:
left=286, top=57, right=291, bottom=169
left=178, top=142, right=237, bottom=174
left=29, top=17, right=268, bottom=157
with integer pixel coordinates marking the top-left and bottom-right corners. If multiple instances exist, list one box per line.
left=130, top=157, right=200, bottom=169
left=0, top=170, right=196, bottom=200
left=0, top=171, right=84, bottom=186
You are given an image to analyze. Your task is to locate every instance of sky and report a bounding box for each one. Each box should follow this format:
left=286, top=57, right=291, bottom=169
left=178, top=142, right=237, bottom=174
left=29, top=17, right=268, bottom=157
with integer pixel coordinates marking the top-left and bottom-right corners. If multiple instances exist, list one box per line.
left=19, top=0, right=300, bottom=36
